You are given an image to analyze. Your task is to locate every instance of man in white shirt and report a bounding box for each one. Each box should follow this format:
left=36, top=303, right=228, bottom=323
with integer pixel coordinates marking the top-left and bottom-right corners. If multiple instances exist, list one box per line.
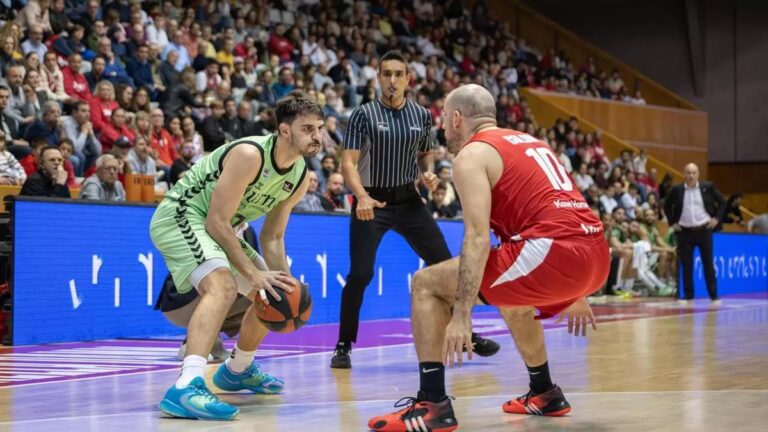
left=664, top=163, right=726, bottom=304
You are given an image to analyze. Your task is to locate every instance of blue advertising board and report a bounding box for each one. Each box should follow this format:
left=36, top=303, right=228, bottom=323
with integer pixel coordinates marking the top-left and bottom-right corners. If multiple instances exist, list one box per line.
left=11, top=199, right=470, bottom=345
left=11, top=198, right=767, bottom=345
left=687, top=233, right=768, bottom=298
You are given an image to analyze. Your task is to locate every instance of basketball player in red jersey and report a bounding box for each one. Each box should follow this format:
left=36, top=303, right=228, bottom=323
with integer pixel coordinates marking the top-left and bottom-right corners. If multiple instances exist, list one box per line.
left=368, top=84, right=610, bottom=432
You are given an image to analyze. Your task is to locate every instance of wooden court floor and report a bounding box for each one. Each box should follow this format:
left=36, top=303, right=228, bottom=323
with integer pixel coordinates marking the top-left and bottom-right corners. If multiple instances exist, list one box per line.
left=0, top=297, right=766, bottom=432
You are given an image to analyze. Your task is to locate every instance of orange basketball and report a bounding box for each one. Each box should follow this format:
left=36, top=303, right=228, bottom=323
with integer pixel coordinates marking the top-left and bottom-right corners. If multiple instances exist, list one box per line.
left=253, top=281, right=312, bottom=333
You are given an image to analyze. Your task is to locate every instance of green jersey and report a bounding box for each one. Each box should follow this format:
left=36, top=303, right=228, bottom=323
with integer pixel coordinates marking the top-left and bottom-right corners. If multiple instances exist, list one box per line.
left=150, top=135, right=307, bottom=294
left=166, top=134, right=307, bottom=224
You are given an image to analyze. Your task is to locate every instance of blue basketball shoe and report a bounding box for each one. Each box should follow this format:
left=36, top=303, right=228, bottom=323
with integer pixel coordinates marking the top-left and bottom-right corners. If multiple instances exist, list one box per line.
left=213, top=362, right=285, bottom=394
left=158, top=376, right=239, bottom=420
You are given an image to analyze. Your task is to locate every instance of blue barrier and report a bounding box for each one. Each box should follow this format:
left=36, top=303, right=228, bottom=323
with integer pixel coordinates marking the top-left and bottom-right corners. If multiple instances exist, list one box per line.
left=11, top=198, right=472, bottom=345
left=11, top=198, right=767, bottom=345
left=687, top=233, right=768, bottom=298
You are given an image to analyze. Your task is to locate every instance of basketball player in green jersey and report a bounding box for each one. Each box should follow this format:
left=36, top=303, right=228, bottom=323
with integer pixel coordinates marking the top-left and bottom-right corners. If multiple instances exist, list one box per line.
left=152, top=93, right=323, bottom=420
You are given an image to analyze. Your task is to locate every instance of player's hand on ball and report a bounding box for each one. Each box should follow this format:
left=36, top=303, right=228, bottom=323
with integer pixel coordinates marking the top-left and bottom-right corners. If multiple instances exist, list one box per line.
left=442, top=314, right=473, bottom=368
left=419, top=172, right=440, bottom=192
left=249, top=270, right=294, bottom=304
left=555, top=297, right=597, bottom=337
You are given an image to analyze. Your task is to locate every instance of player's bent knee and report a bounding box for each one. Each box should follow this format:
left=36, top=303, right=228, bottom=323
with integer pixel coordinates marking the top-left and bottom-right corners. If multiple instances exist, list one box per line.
left=198, top=268, right=239, bottom=304
left=499, top=306, right=537, bottom=322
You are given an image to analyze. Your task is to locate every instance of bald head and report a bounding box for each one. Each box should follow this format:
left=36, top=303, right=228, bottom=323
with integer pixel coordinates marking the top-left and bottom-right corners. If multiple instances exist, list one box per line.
left=683, top=163, right=699, bottom=187
left=443, top=84, right=498, bottom=155
left=445, top=84, right=497, bottom=122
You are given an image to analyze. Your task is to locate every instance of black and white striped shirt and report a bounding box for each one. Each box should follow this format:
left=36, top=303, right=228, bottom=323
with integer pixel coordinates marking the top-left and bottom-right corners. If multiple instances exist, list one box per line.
left=344, top=98, right=433, bottom=188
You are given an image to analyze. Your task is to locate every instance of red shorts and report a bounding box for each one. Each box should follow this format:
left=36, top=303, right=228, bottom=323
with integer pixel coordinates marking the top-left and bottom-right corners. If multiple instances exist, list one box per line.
left=479, top=236, right=610, bottom=319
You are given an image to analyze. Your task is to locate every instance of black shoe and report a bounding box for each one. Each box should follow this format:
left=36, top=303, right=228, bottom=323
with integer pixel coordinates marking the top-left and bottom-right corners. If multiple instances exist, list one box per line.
left=465, top=333, right=500, bottom=357
left=330, top=342, right=351, bottom=369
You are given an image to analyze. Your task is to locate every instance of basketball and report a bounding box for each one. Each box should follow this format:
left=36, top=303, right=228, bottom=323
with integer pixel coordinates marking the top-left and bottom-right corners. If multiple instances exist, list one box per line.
left=253, top=281, right=313, bottom=333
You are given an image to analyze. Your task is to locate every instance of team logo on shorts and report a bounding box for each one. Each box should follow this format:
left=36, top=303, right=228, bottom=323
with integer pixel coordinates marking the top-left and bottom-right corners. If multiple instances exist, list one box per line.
left=282, top=181, right=294, bottom=192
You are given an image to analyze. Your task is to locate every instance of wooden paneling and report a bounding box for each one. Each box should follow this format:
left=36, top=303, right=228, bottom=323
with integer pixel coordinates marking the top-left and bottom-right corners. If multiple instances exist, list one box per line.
left=627, top=141, right=708, bottom=179
left=523, top=89, right=685, bottom=183
left=486, top=0, right=699, bottom=110
left=708, top=163, right=768, bottom=194
left=534, top=91, right=708, bottom=149
left=742, top=193, right=768, bottom=215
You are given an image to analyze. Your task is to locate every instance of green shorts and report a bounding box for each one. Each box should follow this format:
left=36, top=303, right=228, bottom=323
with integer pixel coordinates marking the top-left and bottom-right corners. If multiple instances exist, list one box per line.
left=150, top=200, right=258, bottom=294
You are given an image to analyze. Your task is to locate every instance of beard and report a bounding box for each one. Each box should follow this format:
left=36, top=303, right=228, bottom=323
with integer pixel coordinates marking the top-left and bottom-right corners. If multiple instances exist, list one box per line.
left=292, top=134, right=322, bottom=158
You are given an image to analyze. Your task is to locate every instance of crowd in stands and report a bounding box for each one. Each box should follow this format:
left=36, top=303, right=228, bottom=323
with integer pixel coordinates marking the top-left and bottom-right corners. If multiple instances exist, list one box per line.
left=0, top=0, right=749, bottom=297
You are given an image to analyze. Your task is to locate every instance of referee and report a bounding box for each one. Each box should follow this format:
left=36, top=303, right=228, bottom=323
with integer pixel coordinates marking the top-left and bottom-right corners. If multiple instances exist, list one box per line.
left=331, top=51, right=499, bottom=368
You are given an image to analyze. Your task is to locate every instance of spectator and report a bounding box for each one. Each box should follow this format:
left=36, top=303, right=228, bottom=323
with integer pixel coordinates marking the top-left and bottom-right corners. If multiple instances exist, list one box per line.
left=88, top=80, right=119, bottom=134
left=162, top=67, right=204, bottom=118
left=162, top=30, right=191, bottom=72
left=169, top=140, right=196, bottom=185
left=180, top=116, right=203, bottom=160
left=0, top=129, right=26, bottom=185
left=195, top=60, right=222, bottom=93
left=149, top=108, right=177, bottom=169
left=128, top=135, right=157, bottom=176
left=97, top=38, right=132, bottom=86
left=57, top=139, right=78, bottom=188
left=80, top=153, right=125, bottom=201
left=23, top=101, right=62, bottom=147
left=126, top=44, right=159, bottom=95
left=20, top=145, right=70, bottom=198
left=85, top=56, right=107, bottom=92
left=61, top=100, right=101, bottom=176
left=0, top=85, right=29, bottom=160
left=426, top=182, right=460, bottom=219
left=99, top=107, right=135, bottom=152
left=200, top=100, right=226, bottom=152
left=293, top=170, right=325, bottom=213
left=599, top=183, right=619, bottom=214
left=62, top=54, right=92, bottom=102
left=16, top=0, right=52, bottom=33
left=39, top=51, right=69, bottom=102
left=621, top=184, right=641, bottom=219
left=640, top=208, right=676, bottom=283
left=722, top=193, right=744, bottom=224
left=219, top=98, right=240, bottom=141
left=321, top=172, right=348, bottom=212
left=748, top=213, right=768, bottom=234
left=273, top=67, right=295, bottom=100
left=573, top=162, right=595, bottom=191
left=4, top=65, right=30, bottom=124
left=20, top=24, right=47, bottom=59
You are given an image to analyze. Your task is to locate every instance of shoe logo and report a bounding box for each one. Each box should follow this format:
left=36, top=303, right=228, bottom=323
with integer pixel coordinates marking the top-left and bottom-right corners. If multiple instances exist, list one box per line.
left=405, top=416, right=429, bottom=432
left=421, top=367, right=440, bottom=373
left=529, top=372, right=540, bottom=375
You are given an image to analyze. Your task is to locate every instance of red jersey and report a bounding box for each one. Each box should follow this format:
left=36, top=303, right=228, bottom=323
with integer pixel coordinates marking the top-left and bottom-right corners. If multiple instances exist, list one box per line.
left=467, top=128, right=603, bottom=241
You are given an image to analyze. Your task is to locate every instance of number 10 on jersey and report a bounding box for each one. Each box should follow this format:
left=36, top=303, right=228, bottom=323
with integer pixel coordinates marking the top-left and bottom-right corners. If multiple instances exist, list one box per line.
left=525, top=147, right=573, bottom=191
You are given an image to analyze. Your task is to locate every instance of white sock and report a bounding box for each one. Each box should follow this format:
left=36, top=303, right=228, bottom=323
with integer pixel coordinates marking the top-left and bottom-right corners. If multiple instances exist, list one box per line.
left=225, top=344, right=256, bottom=374
left=175, top=354, right=207, bottom=389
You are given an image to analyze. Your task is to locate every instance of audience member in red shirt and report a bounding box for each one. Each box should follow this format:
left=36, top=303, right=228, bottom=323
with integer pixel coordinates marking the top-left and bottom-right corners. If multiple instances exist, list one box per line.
left=267, top=23, right=293, bottom=62
left=99, top=108, right=135, bottom=152
left=149, top=108, right=177, bottom=168
left=88, top=81, right=119, bottom=134
left=58, top=138, right=79, bottom=187
left=62, top=53, right=92, bottom=102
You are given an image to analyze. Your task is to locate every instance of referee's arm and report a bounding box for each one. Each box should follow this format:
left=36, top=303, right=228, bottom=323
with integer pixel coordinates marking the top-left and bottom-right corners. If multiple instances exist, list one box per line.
left=341, top=108, right=385, bottom=220
left=416, top=111, right=438, bottom=190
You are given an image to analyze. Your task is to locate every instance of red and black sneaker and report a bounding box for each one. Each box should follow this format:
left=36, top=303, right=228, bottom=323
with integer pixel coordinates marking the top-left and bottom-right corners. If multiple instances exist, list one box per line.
left=368, top=392, right=459, bottom=432
left=502, top=385, right=571, bottom=416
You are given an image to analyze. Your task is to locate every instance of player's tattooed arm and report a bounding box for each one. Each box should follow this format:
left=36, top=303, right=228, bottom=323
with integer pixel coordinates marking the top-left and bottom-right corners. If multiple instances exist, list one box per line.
left=452, top=144, right=493, bottom=315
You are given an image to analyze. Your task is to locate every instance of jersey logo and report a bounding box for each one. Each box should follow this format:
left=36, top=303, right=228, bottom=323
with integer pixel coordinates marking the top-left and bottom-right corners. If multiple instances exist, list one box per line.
left=263, top=168, right=271, bottom=178
left=282, top=181, right=294, bottom=192
left=409, top=125, right=423, bottom=131
left=377, top=122, right=390, bottom=131
left=502, top=133, right=539, bottom=145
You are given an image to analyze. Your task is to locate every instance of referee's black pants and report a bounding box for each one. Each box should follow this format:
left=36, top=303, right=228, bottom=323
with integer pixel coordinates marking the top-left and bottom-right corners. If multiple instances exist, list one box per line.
left=339, top=184, right=451, bottom=343
left=677, top=225, right=718, bottom=300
